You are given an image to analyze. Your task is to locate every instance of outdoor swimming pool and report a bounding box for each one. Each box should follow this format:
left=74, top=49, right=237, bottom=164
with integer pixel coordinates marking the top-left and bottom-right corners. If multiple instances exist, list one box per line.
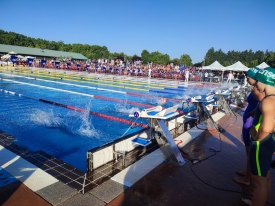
left=0, top=68, right=216, bottom=171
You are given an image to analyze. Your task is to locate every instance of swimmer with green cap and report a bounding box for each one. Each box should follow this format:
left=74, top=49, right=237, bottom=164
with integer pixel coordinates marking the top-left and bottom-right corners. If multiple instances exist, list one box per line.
left=243, top=67, right=275, bottom=206
left=246, top=67, right=260, bottom=79
left=254, top=67, right=275, bottom=87
left=233, top=67, right=265, bottom=187
left=246, top=67, right=260, bottom=86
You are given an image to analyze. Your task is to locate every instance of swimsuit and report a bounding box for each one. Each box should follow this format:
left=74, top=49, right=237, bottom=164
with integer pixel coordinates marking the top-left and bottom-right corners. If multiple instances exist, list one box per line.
left=249, top=94, right=275, bottom=177
left=242, top=92, right=258, bottom=146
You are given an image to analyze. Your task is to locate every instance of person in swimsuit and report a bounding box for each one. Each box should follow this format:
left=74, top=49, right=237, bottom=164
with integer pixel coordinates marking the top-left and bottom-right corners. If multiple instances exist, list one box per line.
left=233, top=67, right=264, bottom=186
left=242, top=67, right=275, bottom=206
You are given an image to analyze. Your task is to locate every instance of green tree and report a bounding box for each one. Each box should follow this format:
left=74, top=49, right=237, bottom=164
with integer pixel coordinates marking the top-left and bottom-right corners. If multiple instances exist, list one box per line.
left=150, top=51, right=170, bottom=65
left=180, top=54, right=192, bottom=66
left=141, top=50, right=151, bottom=64
left=205, top=47, right=215, bottom=65
left=171, top=58, right=180, bottom=66
left=265, top=52, right=275, bottom=67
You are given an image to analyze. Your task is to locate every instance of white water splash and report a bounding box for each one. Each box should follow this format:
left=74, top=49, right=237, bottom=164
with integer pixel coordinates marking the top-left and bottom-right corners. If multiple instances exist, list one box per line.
left=30, top=109, right=61, bottom=127
left=115, top=104, right=140, bottom=114
left=30, top=107, right=100, bottom=138
left=77, top=104, right=100, bottom=138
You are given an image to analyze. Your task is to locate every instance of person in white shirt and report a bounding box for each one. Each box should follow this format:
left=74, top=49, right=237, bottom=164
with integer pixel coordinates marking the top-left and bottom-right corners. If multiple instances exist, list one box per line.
left=148, top=68, right=152, bottom=78
left=204, top=71, right=208, bottom=82
left=226, top=71, right=234, bottom=84
left=185, top=69, right=190, bottom=83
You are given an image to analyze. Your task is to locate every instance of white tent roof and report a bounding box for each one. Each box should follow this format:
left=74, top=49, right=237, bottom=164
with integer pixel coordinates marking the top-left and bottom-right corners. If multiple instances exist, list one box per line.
left=202, top=60, right=225, bottom=71
left=225, top=61, right=248, bottom=71
left=256, top=62, right=269, bottom=69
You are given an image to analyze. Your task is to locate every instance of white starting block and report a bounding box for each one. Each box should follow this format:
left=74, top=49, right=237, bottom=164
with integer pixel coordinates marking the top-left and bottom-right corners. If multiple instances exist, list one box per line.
left=129, top=105, right=179, bottom=119
left=129, top=105, right=186, bottom=166
left=139, top=105, right=179, bottom=119
left=214, top=90, right=231, bottom=96
left=191, top=94, right=215, bottom=103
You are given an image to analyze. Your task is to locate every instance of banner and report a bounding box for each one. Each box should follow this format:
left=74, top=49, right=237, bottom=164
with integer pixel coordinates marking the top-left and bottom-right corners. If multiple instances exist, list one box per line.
left=66, top=62, right=71, bottom=69
left=41, top=59, right=47, bottom=68
left=77, top=63, right=80, bottom=70
left=55, top=61, right=60, bottom=69
left=27, top=58, right=34, bottom=67
left=11, top=56, right=18, bottom=65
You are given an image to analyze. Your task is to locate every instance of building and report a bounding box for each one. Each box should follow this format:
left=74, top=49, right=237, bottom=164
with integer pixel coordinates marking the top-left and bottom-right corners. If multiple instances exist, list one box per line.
left=0, top=44, right=88, bottom=60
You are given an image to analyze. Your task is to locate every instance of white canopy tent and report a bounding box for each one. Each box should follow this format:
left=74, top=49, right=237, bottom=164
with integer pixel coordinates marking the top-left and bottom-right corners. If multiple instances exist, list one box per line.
left=256, top=62, right=269, bottom=69
left=1, top=54, right=11, bottom=59
left=8, top=51, right=17, bottom=55
left=225, top=61, right=248, bottom=71
left=16, top=55, right=25, bottom=59
left=25, top=56, right=35, bottom=59
left=202, top=60, right=225, bottom=71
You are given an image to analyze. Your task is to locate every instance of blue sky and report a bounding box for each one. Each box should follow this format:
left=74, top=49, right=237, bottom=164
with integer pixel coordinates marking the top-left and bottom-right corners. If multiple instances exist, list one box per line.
left=0, top=0, right=274, bottom=63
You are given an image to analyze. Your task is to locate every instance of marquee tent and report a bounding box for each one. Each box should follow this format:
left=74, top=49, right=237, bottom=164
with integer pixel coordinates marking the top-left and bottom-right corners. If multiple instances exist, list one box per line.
left=256, top=62, right=269, bottom=69
left=202, top=60, right=225, bottom=71
left=225, top=61, right=248, bottom=71
left=1, top=54, right=11, bottom=59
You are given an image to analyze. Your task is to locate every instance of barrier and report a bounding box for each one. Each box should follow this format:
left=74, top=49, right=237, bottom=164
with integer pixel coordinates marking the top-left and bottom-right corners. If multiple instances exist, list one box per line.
left=87, top=129, right=150, bottom=170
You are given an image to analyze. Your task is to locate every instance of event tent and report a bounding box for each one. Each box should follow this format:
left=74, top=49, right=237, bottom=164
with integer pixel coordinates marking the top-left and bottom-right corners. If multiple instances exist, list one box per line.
left=202, top=60, right=225, bottom=71
left=224, top=61, right=248, bottom=71
left=256, top=62, right=269, bottom=69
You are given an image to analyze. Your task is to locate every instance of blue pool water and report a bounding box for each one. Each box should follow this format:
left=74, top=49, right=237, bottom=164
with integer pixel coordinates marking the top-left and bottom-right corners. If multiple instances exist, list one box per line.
left=0, top=167, right=17, bottom=187
left=0, top=71, right=215, bottom=171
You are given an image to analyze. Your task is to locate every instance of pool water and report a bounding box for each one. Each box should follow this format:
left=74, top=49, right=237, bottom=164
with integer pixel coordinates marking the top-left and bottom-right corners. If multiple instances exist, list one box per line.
left=0, top=70, right=215, bottom=171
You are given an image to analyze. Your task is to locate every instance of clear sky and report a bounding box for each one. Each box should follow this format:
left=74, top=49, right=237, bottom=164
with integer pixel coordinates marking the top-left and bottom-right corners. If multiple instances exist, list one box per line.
left=0, top=0, right=274, bottom=63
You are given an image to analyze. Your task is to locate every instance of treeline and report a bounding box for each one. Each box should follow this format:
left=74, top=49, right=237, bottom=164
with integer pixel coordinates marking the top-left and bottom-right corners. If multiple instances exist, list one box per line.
left=205, top=47, right=275, bottom=68
left=0, top=30, right=192, bottom=66
left=1, top=30, right=274, bottom=67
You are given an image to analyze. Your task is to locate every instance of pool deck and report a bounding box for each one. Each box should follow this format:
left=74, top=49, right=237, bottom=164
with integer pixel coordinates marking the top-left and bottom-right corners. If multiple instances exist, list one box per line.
left=1, top=112, right=275, bottom=205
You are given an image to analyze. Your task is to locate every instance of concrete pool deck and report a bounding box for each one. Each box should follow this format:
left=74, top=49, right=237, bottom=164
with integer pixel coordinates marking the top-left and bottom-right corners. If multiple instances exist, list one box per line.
left=1, top=112, right=275, bottom=206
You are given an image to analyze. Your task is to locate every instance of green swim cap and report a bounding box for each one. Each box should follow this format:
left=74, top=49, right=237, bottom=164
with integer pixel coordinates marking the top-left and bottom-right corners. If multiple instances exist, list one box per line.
left=255, top=67, right=275, bottom=87
left=246, top=67, right=260, bottom=79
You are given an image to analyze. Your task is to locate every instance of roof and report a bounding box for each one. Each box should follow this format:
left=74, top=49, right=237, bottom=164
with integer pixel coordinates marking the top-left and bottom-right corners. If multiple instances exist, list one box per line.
left=0, top=44, right=88, bottom=60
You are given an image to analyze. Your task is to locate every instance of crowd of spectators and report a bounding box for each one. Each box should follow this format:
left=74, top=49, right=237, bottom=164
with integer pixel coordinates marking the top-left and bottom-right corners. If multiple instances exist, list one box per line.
left=31, top=57, right=202, bottom=81
left=1, top=55, right=247, bottom=84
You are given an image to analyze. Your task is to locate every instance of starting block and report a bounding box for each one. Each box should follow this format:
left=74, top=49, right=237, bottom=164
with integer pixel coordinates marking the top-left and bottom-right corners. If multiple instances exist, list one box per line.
left=129, top=105, right=186, bottom=166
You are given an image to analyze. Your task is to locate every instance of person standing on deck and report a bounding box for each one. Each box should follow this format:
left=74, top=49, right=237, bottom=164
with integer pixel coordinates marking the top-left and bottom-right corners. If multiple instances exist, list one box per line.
left=226, top=71, right=234, bottom=84
left=242, top=67, right=275, bottom=206
left=233, top=68, right=263, bottom=186
left=185, top=69, right=190, bottom=83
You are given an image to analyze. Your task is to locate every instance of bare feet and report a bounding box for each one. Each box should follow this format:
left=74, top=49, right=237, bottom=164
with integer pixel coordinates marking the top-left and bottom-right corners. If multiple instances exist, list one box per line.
left=232, top=176, right=250, bottom=186
left=242, top=198, right=252, bottom=205
left=235, top=171, right=246, bottom=176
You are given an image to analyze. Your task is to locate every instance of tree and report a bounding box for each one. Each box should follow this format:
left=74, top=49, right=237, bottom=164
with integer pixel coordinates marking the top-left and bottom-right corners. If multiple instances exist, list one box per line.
left=265, top=52, right=275, bottom=67
left=171, top=58, right=181, bottom=66
left=141, top=50, right=151, bottom=64
left=180, top=54, right=192, bottom=66
left=150, top=51, right=170, bottom=65
left=205, top=47, right=215, bottom=65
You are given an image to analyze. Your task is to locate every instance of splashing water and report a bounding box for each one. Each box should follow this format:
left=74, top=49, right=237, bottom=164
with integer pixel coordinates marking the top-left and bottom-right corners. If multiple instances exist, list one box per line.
left=114, top=104, right=140, bottom=115
left=30, top=109, right=62, bottom=128
left=30, top=107, right=100, bottom=138
left=77, top=104, right=100, bottom=138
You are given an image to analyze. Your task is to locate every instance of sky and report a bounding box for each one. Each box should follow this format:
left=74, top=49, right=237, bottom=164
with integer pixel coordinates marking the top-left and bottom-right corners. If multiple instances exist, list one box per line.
left=0, top=0, right=274, bottom=63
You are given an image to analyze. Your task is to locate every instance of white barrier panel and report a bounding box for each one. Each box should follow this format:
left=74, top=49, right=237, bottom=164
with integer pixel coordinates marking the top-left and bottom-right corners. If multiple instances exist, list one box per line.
left=168, top=119, right=176, bottom=130
left=92, top=145, right=113, bottom=170
left=115, top=131, right=149, bottom=153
